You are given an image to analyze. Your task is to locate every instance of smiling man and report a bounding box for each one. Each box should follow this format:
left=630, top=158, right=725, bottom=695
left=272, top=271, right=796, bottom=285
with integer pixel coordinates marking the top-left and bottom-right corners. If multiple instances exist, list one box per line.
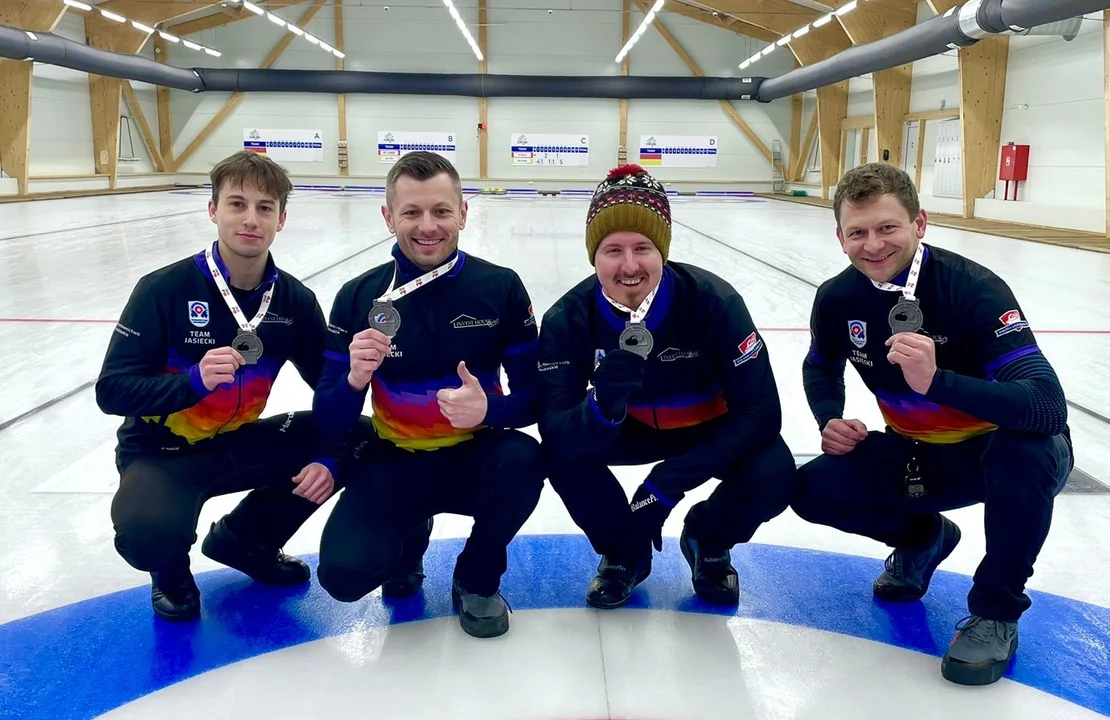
left=97, top=151, right=337, bottom=622
left=795, top=162, right=1073, bottom=686
left=310, top=151, right=544, bottom=639
left=536, top=164, right=796, bottom=610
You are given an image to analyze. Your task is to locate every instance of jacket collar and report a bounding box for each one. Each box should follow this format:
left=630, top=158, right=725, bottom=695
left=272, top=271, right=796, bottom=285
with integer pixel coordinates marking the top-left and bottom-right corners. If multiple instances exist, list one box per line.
left=193, top=240, right=279, bottom=300
left=595, top=264, right=675, bottom=334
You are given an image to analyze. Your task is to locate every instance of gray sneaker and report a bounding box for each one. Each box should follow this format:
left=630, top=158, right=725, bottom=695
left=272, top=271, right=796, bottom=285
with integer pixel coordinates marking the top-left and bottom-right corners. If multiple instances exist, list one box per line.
left=941, top=616, right=1019, bottom=686
left=451, top=579, right=511, bottom=639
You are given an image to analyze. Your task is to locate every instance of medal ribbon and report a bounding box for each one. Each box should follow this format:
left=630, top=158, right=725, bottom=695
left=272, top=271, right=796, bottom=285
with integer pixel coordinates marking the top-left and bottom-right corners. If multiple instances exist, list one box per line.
left=376, top=254, right=460, bottom=303
left=870, top=242, right=925, bottom=301
left=602, top=281, right=660, bottom=325
left=204, top=243, right=274, bottom=333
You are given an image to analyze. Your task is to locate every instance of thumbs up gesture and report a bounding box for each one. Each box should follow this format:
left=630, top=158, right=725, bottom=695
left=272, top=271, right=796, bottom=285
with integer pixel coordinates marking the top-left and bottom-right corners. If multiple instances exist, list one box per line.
left=436, top=361, right=488, bottom=429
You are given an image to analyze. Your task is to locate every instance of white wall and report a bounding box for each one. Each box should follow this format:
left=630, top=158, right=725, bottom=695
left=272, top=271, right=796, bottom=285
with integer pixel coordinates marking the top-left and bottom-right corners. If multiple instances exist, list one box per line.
left=839, top=9, right=1105, bottom=230
left=163, top=0, right=798, bottom=185
left=12, top=1, right=1108, bottom=227
left=25, top=13, right=162, bottom=179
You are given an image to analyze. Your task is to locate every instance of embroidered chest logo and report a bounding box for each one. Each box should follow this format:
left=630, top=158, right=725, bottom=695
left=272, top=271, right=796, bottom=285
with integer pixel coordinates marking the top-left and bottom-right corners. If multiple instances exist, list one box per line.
left=848, top=320, right=866, bottom=348
left=732, top=332, right=763, bottom=367
left=658, top=347, right=699, bottom=362
left=452, top=314, right=500, bottom=329
left=188, top=301, right=210, bottom=328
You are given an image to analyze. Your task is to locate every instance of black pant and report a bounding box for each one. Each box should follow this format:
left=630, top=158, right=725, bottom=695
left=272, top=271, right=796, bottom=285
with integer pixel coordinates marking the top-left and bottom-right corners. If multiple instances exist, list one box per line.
left=111, top=411, right=333, bottom=574
left=546, top=419, right=798, bottom=559
left=317, top=428, right=545, bottom=601
left=793, top=428, right=1073, bottom=622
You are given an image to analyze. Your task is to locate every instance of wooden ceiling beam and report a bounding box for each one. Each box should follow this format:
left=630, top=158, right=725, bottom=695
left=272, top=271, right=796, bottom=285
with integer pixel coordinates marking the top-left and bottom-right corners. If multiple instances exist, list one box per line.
left=167, top=1, right=311, bottom=36
left=173, top=0, right=329, bottom=171
left=677, top=0, right=819, bottom=36
left=0, top=1, right=67, bottom=196
left=633, top=0, right=773, bottom=163
left=830, top=0, right=916, bottom=171
left=788, top=19, right=853, bottom=198
left=94, top=0, right=220, bottom=27
left=664, top=1, right=779, bottom=44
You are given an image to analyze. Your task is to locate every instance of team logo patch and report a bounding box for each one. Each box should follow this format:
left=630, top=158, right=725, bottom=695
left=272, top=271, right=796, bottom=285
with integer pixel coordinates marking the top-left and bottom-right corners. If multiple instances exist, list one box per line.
left=733, top=332, right=764, bottom=367
left=848, top=320, right=867, bottom=348
left=994, top=309, right=1029, bottom=337
left=188, top=300, right=209, bottom=328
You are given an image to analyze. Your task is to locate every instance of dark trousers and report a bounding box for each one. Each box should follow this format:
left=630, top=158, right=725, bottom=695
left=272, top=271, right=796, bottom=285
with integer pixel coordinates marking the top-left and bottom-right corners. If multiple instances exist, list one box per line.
left=792, top=428, right=1073, bottom=622
left=317, top=428, right=545, bottom=601
left=546, top=419, right=798, bottom=560
left=111, top=411, right=332, bottom=574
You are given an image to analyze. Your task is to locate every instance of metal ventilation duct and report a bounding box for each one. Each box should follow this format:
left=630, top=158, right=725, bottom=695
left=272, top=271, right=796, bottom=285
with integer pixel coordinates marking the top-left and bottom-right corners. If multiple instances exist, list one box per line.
left=0, top=23, right=760, bottom=100
left=756, top=0, right=1104, bottom=101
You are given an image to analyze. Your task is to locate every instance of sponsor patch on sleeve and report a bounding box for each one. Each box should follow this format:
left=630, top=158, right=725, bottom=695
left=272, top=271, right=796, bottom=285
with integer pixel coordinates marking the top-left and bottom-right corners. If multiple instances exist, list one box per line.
left=732, top=331, right=764, bottom=367
left=994, top=309, right=1029, bottom=337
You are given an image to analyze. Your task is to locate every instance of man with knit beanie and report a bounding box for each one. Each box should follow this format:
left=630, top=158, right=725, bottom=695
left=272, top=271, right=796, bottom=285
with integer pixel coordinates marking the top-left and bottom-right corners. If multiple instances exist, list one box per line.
left=536, top=164, right=797, bottom=609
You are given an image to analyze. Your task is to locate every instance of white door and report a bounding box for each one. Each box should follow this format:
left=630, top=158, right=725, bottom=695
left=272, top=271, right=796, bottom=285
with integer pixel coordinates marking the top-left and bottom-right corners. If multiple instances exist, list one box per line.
left=902, top=121, right=919, bottom=185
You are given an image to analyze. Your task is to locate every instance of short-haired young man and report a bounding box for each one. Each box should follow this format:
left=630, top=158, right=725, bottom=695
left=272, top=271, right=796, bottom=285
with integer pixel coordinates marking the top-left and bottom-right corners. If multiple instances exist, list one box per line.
left=795, top=162, right=1073, bottom=686
left=97, top=151, right=338, bottom=621
left=537, top=164, right=797, bottom=610
left=311, top=151, right=544, bottom=639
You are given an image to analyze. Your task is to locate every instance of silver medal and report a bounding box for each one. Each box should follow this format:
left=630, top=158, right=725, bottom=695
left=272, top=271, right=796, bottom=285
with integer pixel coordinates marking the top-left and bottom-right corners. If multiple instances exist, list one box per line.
left=368, top=302, right=402, bottom=338
left=888, top=297, right=924, bottom=334
left=619, top=323, right=653, bottom=359
left=232, top=331, right=264, bottom=365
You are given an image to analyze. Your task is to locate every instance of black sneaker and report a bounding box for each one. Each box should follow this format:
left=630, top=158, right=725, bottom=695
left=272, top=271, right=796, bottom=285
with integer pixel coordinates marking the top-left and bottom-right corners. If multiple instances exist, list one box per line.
left=874, top=516, right=961, bottom=601
left=941, top=616, right=1019, bottom=686
left=383, top=519, right=432, bottom=598
left=200, top=517, right=309, bottom=586
left=679, top=526, right=739, bottom=605
left=150, top=567, right=200, bottom=621
left=451, top=578, right=511, bottom=639
left=585, top=554, right=651, bottom=610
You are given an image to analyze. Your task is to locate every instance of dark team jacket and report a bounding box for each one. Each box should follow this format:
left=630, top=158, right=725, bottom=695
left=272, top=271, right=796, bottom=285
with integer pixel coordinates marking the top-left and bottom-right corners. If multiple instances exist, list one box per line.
left=313, top=244, right=540, bottom=455
left=804, top=243, right=1068, bottom=443
left=537, top=262, right=783, bottom=478
left=95, top=241, right=328, bottom=462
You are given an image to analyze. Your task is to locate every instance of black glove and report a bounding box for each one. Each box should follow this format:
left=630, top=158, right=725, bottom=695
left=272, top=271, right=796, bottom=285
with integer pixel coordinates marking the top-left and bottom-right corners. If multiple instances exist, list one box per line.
left=592, top=348, right=646, bottom=422
left=629, top=481, right=679, bottom=553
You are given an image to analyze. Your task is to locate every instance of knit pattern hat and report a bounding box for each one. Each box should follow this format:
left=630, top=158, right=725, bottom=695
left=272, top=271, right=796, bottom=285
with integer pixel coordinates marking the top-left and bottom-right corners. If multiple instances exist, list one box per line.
left=585, top=164, right=672, bottom=265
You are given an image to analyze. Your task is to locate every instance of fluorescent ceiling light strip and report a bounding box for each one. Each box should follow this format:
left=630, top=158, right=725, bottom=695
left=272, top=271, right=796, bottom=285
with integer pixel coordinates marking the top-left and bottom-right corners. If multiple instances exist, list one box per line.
left=441, top=0, right=483, bottom=61
left=813, top=13, right=833, bottom=27
left=267, top=12, right=286, bottom=27
left=615, top=0, right=664, bottom=63
left=63, top=0, right=222, bottom=56
left=243, top=1, right=264, bottom=15
left=835, top=1, right=857, bottom=16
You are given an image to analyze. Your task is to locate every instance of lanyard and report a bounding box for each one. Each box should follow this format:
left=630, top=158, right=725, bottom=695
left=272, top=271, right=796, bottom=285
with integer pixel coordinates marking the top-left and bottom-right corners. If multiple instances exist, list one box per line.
left=870, top=242, right=925, bottom=301
left=204, top=243, right=273, bottom=333
left=376, top=253, right=460, bottom=303
left=601, top=281, right=660, bottom=325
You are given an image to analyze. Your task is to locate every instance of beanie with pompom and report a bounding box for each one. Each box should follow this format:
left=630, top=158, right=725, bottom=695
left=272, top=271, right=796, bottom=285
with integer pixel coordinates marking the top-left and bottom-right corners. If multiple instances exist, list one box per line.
left=585, top=163, right=672, bottom=265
